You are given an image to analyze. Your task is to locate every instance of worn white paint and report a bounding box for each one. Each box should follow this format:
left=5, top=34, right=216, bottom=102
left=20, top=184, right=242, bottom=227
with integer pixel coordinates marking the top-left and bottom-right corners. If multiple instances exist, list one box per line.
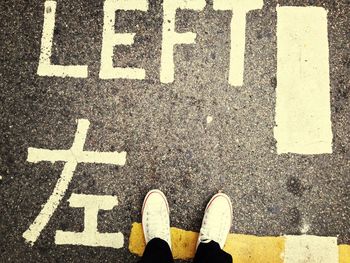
left=213, top=0, right=263, bottom=86
left=274, top=7, right=332, bottom=154
left=99, top=0, right=148, bottom=79
left=55, top=194, right=124, bottom=248
left=284, top=235, right=338, bottom=263
left=37, top=1, right=88, bottom=78
left=206, top=116, right=213, bottom=124
left=300, top=221, right=310, bottom=234
left=160, top=0, right=206, bottom=83
left=23, top=119, right=127, bottom=245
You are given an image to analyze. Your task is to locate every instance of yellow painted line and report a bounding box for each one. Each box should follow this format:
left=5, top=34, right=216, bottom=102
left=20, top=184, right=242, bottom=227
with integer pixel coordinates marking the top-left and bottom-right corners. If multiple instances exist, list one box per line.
left=129, top=223, right=284, bottom=262
left=224, top=233, right=284, bottom=263
left=129, top=223, right=349, bottom=262
left=339, top=245, right=350, bottom=263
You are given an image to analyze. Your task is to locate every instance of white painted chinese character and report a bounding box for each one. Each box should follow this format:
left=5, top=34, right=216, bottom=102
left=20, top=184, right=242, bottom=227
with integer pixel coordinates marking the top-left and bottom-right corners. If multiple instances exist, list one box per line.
left=55, top=193, right=124, bottom=248
left=23, top=119, right=126, bottom=245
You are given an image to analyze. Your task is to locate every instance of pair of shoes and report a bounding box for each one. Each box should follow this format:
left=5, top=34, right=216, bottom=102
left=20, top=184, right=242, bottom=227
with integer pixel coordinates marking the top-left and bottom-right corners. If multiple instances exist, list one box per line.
left=142, top=189, right=233, bottom=250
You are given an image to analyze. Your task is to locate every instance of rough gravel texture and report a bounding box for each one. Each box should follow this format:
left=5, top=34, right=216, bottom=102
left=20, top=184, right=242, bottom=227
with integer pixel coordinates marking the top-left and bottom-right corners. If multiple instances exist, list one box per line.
left=0, top=0, right=349, bottom=262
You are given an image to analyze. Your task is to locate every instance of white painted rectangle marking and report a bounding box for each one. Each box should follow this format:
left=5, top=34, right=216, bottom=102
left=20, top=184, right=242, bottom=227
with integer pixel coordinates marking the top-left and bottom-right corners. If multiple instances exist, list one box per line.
left=284, top=235, right=338, bottom=263
left=274, top=7, right=333, bottom=154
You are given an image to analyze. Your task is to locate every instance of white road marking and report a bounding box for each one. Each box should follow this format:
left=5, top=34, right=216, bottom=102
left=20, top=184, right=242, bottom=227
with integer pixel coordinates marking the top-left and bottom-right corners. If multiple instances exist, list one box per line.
left=37, top=1, right=88, bottom=78
left=284, top=235, right=338, bottom=263
left=99, top=0, right=148, bottom=79
left=213, top=0, right=263, bottom=86
left=160, top=0, right=206, bottom=83
left=206, top=116, right=213, bottom=124
left=274, top=6, right=333, bottom=154
left=300, top=220, right=310, bottom=234
left=55, top=194, right=124, bottom=248
left=23, top=119, right=127, bottom=245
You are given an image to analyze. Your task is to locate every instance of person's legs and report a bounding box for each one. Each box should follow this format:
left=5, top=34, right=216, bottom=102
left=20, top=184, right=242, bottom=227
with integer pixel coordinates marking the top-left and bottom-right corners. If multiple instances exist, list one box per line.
left=138, top=189, right=174, bottom=263
left=193, top=193, right=233, bottom=263
left=193, top=241, right=232, bottom=263
left=138, top=238, right=174, bottom=263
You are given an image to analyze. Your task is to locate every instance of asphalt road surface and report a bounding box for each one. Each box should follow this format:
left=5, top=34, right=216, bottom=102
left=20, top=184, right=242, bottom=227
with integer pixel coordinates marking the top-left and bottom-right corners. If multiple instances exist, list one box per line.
left=1, top=0, right=349, bottom=262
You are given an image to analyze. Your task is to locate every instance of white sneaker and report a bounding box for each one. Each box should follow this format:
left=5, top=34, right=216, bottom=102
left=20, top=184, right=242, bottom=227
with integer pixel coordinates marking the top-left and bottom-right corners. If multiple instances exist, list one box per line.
left=142, top=189, right=172, bottom=249
left=197, top=193, right=233, bottom=249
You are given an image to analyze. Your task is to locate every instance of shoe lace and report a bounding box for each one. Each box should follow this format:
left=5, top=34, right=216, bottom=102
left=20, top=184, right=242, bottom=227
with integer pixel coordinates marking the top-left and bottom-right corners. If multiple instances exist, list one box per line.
left=146, top=207, right=169, bottom=242
left=199, top=210, right=226, bottom=243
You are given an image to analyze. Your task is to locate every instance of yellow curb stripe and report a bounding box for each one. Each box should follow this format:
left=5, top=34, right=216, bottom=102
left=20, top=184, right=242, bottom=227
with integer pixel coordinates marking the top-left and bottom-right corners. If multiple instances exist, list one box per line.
left=128, top=223, right=146, bottom=257
left=129, top=223, right=349, bottom=262
left=129, top=223, right=284, bottom=262
left=339, top=245, right=350, bottom=263
left=225, top=233, right=284, bottom=263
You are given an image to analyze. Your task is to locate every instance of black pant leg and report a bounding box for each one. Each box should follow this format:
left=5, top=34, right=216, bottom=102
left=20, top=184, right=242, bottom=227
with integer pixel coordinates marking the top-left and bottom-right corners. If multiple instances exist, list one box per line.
left=193, top=241, right=232, bottom=263
left=138, top=238, right=174, bottom=263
